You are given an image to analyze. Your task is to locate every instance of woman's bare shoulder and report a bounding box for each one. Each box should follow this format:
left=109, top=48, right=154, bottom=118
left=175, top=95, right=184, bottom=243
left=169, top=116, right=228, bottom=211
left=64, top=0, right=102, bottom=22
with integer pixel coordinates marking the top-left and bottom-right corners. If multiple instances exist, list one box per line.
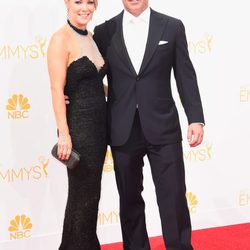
left=49, top=25, right=70, bottom=46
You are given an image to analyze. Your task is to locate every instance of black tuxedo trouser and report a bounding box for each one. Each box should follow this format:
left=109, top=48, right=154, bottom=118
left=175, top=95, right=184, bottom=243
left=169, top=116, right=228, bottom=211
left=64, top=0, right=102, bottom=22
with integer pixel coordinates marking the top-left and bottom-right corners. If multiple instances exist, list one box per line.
left=111, top=111, right=193, bottom=250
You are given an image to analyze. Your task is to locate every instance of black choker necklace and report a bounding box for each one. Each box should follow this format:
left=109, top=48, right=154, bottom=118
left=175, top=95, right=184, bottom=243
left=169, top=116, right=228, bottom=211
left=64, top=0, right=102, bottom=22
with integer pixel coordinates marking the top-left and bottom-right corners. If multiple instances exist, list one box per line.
left=67, top=19, right=88, bottom=36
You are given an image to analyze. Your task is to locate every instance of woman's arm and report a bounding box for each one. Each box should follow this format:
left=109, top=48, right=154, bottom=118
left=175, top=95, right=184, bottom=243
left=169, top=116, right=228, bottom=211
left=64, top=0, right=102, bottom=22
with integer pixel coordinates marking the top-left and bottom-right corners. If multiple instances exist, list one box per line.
left=47, top=32, right=72, bottom=161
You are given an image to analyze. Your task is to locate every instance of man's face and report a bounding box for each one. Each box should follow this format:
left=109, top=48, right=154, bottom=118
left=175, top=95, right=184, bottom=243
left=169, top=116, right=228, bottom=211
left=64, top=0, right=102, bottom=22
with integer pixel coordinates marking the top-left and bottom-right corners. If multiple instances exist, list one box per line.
left=122, top=0, right=149, bottom=17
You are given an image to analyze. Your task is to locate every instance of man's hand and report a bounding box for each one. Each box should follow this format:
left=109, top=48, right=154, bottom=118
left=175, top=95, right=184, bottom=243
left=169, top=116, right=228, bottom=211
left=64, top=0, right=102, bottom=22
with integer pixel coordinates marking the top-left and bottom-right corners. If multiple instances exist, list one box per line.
left=64, top=95, right=69, bottom=104
left=187, top=123, right=204, bottom=147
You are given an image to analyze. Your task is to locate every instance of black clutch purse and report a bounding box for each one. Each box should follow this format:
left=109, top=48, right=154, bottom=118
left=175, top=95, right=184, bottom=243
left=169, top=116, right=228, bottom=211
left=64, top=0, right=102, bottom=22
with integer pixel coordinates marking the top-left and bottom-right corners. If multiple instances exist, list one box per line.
left=51, top=143, right=80, bottom=169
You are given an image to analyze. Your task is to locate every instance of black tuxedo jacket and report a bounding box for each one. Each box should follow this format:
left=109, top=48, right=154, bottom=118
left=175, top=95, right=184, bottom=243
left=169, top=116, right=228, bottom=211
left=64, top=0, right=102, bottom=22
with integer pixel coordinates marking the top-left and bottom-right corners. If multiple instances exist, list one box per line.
left=94, top=9, right=205, bottom=146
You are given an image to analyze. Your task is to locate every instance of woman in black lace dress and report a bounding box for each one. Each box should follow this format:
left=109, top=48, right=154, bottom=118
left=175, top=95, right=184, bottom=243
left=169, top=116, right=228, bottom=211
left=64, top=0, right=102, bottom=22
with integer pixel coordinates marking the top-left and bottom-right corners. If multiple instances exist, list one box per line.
left=47, top=0, right=107, bottom=249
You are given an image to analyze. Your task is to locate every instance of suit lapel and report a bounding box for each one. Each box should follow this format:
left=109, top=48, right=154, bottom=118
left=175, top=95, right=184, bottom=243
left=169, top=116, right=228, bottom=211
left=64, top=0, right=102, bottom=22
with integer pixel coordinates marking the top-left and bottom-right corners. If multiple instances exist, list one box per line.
left=111, top=11, right=137, bottom=77
left=139, top=9, right=168, bottom=75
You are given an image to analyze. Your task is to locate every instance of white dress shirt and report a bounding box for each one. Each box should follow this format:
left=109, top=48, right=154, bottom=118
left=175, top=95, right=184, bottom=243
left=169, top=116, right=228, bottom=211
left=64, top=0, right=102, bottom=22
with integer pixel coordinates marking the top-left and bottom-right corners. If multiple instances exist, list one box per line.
left=122, top=7, right=150, bottom=74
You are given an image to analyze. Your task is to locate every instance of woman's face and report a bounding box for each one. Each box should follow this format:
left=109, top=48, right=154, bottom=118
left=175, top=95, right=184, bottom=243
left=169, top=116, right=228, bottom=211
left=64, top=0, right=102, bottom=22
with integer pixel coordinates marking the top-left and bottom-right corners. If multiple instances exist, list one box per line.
left=65, top=0, right=96, bottom=28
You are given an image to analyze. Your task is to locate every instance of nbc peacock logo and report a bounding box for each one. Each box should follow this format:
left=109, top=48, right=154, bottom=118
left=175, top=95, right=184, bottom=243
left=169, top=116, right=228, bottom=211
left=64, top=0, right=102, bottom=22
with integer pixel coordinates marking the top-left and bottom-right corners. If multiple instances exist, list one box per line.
left=6, top=94, right=30, bottom=119
left=103, top=148, right=114, bottom=172
left=8, top=214, right=32, bottom=240
left=186, top=192, right=199, bottom=213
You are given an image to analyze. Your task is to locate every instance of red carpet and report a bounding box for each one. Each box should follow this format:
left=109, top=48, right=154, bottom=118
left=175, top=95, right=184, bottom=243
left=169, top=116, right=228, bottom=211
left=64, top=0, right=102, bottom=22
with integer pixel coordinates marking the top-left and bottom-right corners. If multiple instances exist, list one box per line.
left=101, top=223, right=250, bottom=250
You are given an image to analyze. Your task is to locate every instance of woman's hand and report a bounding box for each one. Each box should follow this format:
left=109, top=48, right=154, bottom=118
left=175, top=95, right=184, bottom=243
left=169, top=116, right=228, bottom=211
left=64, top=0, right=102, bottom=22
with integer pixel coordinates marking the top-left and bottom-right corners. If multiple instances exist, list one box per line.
left=57, top=132, right=72, bottom=160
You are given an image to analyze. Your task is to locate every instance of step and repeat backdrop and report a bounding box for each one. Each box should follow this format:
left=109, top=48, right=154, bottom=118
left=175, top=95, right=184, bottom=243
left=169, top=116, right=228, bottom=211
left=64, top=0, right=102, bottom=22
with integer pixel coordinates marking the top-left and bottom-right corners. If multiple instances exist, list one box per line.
left=1, top=0, right=250, bottom=249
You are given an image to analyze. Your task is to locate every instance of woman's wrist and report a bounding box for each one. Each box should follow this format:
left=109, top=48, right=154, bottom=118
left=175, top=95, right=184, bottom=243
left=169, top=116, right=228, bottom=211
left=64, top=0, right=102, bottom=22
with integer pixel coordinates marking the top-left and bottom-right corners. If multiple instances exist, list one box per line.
left=58, top=131, right=71, bottom=146
left=58, top=128, right=70, bottom=136
left=58, top=131, right=70, bottom=138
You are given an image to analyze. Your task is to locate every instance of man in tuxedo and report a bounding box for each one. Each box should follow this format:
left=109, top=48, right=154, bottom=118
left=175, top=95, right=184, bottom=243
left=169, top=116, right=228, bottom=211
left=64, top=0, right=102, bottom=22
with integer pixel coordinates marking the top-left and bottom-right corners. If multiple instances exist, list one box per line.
left=94, top=0, right=205, bottom=249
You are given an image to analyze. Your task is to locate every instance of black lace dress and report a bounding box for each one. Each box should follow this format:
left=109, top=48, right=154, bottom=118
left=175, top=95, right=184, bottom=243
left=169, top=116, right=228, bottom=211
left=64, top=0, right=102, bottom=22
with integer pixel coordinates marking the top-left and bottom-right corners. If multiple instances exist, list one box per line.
left=58, top=33, right=107, bottom=249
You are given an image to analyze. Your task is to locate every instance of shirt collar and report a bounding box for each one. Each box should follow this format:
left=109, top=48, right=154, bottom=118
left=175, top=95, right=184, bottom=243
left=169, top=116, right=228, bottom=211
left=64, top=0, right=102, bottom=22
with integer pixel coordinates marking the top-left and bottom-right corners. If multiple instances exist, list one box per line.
left=123, top=7, right=151, bottom=25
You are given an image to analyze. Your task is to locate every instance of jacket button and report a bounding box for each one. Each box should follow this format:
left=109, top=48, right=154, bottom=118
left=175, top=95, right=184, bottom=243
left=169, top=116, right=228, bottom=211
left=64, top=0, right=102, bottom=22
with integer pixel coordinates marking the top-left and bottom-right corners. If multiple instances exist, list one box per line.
left=136, top=76, right=140, bottom=81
